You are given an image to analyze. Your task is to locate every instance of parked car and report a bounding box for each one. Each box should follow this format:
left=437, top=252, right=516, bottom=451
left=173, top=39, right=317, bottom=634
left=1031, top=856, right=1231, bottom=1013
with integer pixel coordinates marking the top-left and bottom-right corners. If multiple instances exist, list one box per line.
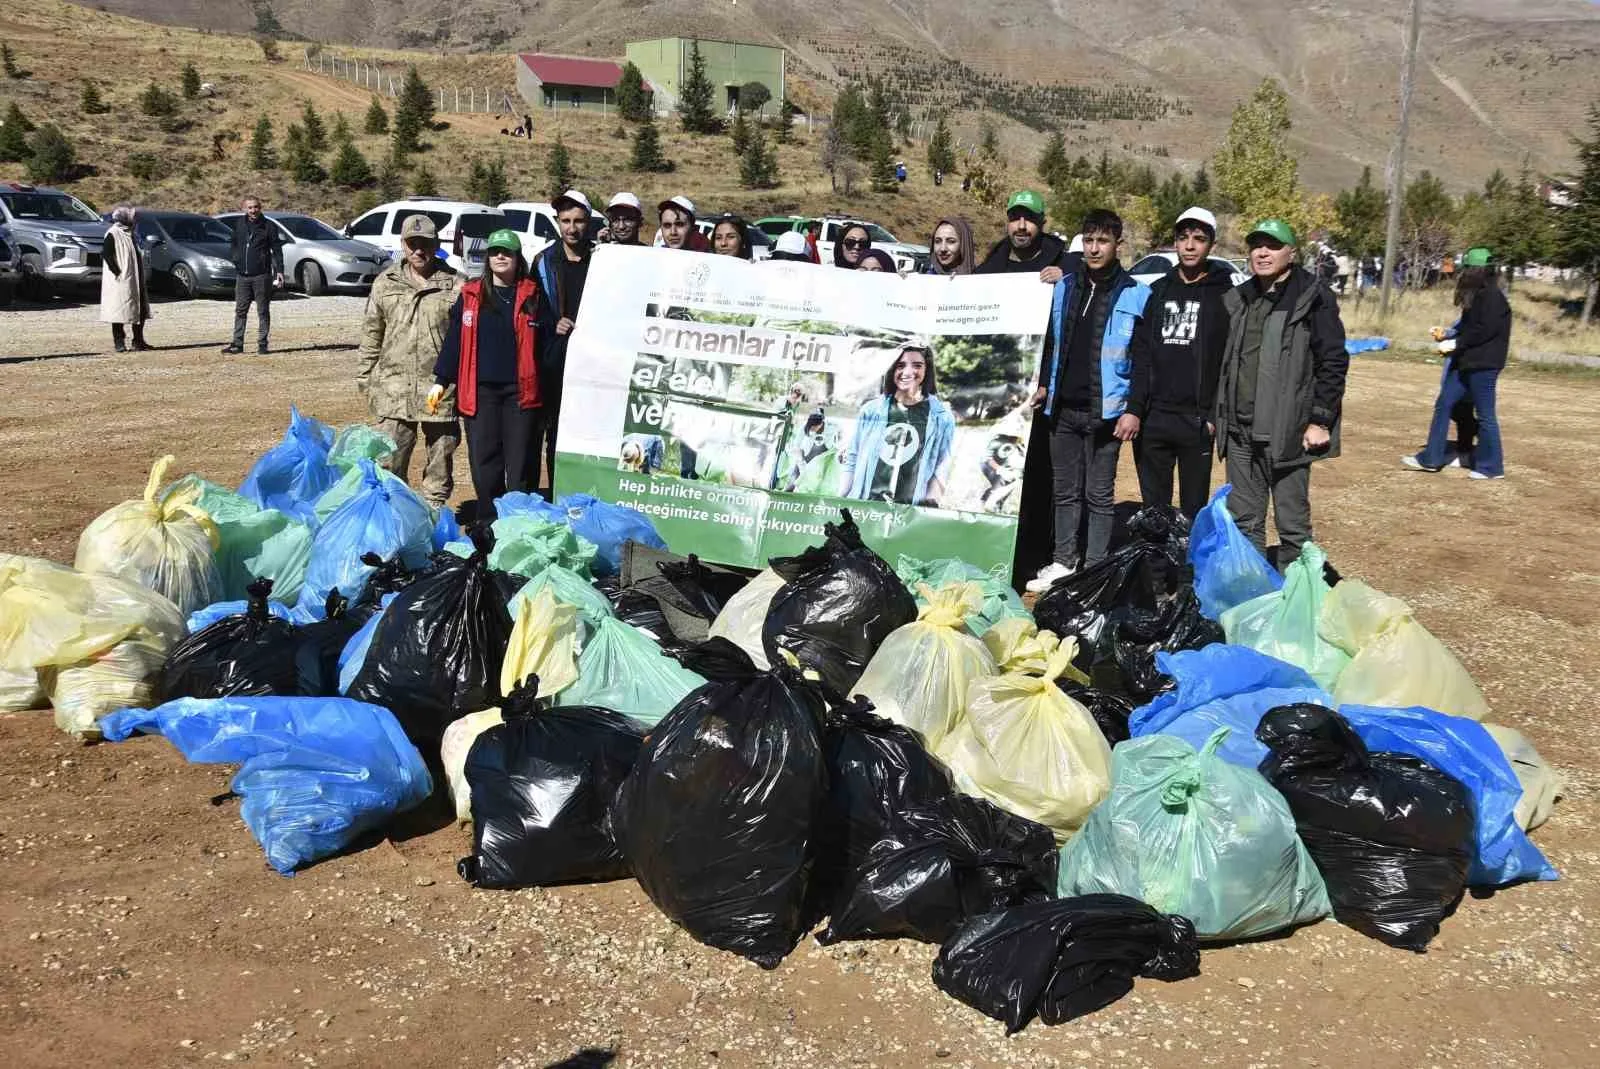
left=1129, top=250, right=1249, bottom=289
left=0, top=225, right=18, bottom=307
left=135, top=211, right=238, bottom=298
left=694, top=217, right=774, bottom=261
left=342, top=198, right=504, bottom=276
left=0, top=181, right=107, bottom=301
left=754, top=214, right=929, bottom=273
left=496, top=201, right=605, bottom=263
left=214, top=211, right=388, bottom=295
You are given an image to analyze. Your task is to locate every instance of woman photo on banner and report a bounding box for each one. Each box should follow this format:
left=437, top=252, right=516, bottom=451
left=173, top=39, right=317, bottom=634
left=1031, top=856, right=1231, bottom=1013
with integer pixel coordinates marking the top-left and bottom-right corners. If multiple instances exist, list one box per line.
left=840, top=343, right=956, bottom=507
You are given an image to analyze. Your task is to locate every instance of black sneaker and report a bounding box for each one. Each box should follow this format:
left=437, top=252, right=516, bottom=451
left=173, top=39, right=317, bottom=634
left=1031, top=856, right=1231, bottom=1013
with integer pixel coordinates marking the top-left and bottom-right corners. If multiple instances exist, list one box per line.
left=256, top=345, right=270, bottom=355
left=221, top=344, right=244, bottom=354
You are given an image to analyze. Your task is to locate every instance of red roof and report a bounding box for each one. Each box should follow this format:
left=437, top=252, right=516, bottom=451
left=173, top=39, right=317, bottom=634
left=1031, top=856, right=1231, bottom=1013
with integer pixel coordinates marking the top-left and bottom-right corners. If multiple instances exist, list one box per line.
left=518, top=53, right=650, bottom=91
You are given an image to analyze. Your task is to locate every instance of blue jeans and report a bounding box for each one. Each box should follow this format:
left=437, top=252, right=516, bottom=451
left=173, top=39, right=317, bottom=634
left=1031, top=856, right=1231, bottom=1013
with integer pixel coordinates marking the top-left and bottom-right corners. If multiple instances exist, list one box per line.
left=1419, top=366, right=1502, bottom=476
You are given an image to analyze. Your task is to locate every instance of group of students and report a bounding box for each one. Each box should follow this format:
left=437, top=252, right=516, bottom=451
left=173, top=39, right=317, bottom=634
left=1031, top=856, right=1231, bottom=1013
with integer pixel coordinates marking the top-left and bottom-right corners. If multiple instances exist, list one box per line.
left=353, top=180, right=1510, bottom=593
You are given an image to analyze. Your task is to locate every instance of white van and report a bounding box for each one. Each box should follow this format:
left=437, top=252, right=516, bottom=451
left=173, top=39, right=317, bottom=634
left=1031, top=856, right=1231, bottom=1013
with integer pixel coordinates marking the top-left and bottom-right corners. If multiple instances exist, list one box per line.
left=342, top=198, right=505, bottom=276
left=496, top=201, right=604, bottom=263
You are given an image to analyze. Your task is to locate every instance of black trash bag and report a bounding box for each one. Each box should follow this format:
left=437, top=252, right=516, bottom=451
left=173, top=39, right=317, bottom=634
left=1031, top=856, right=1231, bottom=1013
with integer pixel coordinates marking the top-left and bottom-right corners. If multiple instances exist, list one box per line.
left=1032, top=510, right=1189, bottom=630
left=291, top=589, right=368, bottom=697
left=156, top=579, right=299, bottom=701
left=352, top=550, right=428, bottom=609
left=761, top=510, right=917, bottom=697
left=818, top=792, right=1059, bottom=946
left=1058, top=681, right=1135, bottom=745
left=1107, top=587, right=1224, bottom=699
left=1125, top=503, right=1191, bottom=551
left=619, top=545, right=752, bottom=648
left=932, top=893, right=1201, bottom=1033
left=609, top=587, right=689, bottom=651
left=1256, top=703, right=1473, bottom=952
left=348, top=526, right=517, bottom=757
left=613, top=637, right=829, bottom=969
left=457, top=676, right=645, bottom=889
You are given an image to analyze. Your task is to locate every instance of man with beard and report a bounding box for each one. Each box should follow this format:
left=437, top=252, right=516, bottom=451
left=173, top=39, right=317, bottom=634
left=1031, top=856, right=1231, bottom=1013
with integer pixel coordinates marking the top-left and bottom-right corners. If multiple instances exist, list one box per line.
left=975, top=190, right=1070, bottom=278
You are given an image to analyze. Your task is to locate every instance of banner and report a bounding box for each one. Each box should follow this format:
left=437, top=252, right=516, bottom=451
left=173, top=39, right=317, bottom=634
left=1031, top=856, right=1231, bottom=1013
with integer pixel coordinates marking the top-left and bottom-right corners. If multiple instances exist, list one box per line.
left=554, top=246, right=1053, bottom=577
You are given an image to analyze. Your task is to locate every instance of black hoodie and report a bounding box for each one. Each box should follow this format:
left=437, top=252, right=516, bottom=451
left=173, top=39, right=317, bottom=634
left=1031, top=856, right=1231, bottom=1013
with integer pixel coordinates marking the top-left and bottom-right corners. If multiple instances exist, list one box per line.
left=1127, top=261, right=1234, bottom=420
left=975, top=231, right=1069, bottom=275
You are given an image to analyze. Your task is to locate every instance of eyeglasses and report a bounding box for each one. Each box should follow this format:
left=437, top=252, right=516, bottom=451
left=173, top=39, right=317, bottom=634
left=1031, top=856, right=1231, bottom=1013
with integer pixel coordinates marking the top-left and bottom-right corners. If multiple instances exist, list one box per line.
left=842, top=239, right=870, bottom=250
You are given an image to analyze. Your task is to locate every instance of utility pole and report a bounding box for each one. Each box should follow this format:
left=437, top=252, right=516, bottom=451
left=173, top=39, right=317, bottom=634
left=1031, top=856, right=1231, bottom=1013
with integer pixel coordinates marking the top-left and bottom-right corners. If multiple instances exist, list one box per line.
left=1380, top=0, right=1421, bottom=315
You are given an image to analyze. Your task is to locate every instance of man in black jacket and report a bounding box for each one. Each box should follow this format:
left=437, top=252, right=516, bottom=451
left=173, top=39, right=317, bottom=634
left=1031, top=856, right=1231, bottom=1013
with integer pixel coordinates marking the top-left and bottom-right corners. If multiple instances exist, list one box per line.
left=1215, top=219, right=1349, bottom=568
left=222, top=195, right=285, bottom=355
left=529, top=189, right=594, bottom=496
left=1127, top=207, right=1232, bottom=520
left=975, top=190, right=1070, bottom=278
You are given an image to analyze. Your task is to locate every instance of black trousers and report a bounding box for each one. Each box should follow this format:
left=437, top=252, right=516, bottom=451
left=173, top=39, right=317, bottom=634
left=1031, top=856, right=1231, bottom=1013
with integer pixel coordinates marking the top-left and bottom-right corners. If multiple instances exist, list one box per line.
left=1134, top=409, right=1214, bottom=521
left=530, top=363, right=563, bottom=498
left=1047, top=407, right=1123, bottom=568
left=232, top=273, right=272, bottom=349
left=110, top=322, right=146, bottom=349
left=464, top=382, right=540, bottom=508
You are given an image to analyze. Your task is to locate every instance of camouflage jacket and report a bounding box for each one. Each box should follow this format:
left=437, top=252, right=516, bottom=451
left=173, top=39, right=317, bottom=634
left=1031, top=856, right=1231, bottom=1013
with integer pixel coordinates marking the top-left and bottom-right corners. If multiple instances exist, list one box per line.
left=357, top=259, right=462, bottom=421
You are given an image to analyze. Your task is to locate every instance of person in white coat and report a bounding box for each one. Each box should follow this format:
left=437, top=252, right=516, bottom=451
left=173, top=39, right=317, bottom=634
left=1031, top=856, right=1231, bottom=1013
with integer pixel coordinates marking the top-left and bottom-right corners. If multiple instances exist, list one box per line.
left=100, top=205, right=151, bottom=352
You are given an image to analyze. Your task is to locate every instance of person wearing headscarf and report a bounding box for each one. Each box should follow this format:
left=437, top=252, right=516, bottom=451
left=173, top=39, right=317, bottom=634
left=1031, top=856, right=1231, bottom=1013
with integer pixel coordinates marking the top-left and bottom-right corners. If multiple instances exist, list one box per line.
left=926, top=217, right=977, bottom=276
left=856, top=249, right=897, bottom=273
left=100, top=205, right=151, bottom=352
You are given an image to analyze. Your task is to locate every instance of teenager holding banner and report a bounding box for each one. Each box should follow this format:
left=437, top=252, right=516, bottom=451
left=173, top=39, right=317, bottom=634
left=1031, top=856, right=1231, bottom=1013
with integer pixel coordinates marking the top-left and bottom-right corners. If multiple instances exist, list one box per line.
left=841, top=344, right=957, bottom=507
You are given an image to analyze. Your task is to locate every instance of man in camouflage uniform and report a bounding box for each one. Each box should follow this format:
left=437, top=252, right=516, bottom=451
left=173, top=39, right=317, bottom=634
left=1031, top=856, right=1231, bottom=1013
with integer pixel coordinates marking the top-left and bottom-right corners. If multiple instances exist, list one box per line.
left=357, top=214, right=463, bottom=508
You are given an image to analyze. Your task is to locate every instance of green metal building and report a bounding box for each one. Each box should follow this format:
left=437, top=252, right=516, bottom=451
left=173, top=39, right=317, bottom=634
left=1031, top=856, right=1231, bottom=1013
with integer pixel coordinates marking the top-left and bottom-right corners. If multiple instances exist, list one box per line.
left=625, top=37, right=786, bottom=118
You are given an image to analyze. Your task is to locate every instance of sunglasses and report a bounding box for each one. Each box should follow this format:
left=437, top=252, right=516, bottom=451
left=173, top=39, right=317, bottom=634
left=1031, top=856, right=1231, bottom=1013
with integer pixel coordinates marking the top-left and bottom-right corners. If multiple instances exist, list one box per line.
left=842, top=238, right=870, bottom=249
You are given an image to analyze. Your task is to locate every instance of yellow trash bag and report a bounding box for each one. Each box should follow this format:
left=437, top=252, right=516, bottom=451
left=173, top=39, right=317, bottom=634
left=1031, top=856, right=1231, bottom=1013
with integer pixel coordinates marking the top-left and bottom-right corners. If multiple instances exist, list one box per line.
left=1482, top=724, right=1563, bottom=831
left=500, top=587, right=581, bottom=698
left=937, top=637, right=1113, bottom=845
left=441, top=708, right=506, bottom=823
left=0, top=554, right=186, bottom=737
left=707, top=566, right=786, bottom=670
left=0, top=665, right=46, bottom=713
left=1319, top=580, right=1490, bottom=720
left=852, top=582, right=997, bottom=749
left=74, top=455, right=221, bottom=615
left=981, top=616, right=1063, bottom=674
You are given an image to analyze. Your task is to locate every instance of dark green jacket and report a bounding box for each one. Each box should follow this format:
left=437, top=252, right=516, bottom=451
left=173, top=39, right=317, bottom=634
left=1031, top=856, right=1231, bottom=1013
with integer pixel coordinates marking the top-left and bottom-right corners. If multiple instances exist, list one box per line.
left=1216, top=266, right=1349, bottom=468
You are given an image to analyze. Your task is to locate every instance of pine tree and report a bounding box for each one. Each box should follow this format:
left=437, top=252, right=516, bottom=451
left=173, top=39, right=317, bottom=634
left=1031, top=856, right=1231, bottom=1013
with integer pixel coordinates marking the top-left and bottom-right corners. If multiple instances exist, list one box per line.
left=364, top=96, right=389, bottom=135
left=630, top=112, right=673, bottom=172
left=465, top=159, right=489, bottom=204
left=301, top=100, right=328, bottom=152
left=1192, top=163, right=1211, bottom=197
left=331, top=111, right=353, bottom=145
left=329, top=140, right=373, bottom=188
left=926, top=113, right=955, bottom=174
left=2, top=41, right=22, bottom=79
left=79, top=81, right=108, bottom=115
left=139, top=82, right=177, bottom=117
left=482, top=157, right=509, bottom=205
left=24, top=124, right=74, bottom=183
left=678, top=39, right=717, bottom=134
left=730, top=109, right=751, bottom=156
left=895, top=107, right=911, bottom=144
left=248, top=115, right=276, bottom=170
left=739, top=119, right=777, bottom=189
left=980, top=121, right=999, bottom=161
left=1037, top=131, right=1069, bottom=187
left=546, top=136, right=575, bottom=198
left=775, top=99, right=796, bottom=145
left=615, top=61, right=650, bottom=123
left=1333, top=165, right=1388, bottom=260
left=869, top=128, right=897, bottom=193
left=0, top=102, right=33, bottom=162
left=377, top=154, right=406, bottom=199
left=412, top=165, right=439, bottom=198
left=181, top=61, right=201, bottom=99
left=392, top=67, right=432, bottom=154
left=283, top=123, right=325, bottom=183
left=1557, top=102, right=1600, bottom=326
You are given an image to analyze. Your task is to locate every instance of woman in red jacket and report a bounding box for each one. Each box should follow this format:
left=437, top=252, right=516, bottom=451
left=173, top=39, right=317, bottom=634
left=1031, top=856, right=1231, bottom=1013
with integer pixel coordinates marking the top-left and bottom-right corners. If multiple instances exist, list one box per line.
left=430, top=229, right=542, bottom=512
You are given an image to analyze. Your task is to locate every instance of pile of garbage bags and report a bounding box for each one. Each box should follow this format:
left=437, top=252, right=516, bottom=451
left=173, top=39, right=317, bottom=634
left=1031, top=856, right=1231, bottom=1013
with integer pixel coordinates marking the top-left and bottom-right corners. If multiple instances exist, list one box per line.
left=0, top=420, right=1569, bottom=1030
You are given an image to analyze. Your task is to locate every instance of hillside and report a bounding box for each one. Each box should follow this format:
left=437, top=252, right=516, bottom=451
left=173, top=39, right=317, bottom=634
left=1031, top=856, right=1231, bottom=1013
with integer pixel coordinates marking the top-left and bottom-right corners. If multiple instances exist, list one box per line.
left=79, top=0, right=1600, bottom=190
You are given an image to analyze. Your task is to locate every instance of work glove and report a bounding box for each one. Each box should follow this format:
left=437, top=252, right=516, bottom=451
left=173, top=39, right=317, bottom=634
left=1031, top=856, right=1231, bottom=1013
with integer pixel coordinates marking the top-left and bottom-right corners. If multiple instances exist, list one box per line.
left=426, top=384, right=445, bottom=415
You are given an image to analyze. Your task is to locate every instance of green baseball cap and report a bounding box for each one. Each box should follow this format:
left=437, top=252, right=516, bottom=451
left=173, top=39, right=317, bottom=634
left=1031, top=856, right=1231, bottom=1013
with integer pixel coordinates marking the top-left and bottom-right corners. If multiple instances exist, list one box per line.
left=485, top=228, right=522, bottom=255
left=1246, top=218, right=1298, bottom=247
left=1461, top=246, right=1492, bottom=268
left=1006, top=190, right=1046, bottom=218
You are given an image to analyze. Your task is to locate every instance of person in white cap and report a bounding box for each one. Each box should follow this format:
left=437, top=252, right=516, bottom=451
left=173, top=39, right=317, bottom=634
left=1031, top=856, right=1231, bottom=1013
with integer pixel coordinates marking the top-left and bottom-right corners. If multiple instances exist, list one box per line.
left=528, top=188, right=594, bottom=496
left=599, top=192, right=644, bottom=246
left=1125, top=206, right=1233, bottom=520
left=768, top=231, right=812, bottom=262
left=657, top=195, right=709, bottom=252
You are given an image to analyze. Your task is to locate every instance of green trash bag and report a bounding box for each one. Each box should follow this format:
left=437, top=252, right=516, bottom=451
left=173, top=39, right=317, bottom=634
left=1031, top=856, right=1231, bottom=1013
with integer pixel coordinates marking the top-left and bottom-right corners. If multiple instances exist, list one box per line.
left=511, top=564, right=614, bottom=630
left=329, top=424, right=398, bottom=474
left=489, top=515, right=598, bottom=578
left=554, top=615, right=705, bottom=726
left=1220, top=542, right=1350, bottom=691
left=895, top=555, right=1029, bottom=638
left=164, top=475, right=312, bottom=604
left=313, top=463, right=412, bottom=525
left=1058, top=727, right=1331, bottom=942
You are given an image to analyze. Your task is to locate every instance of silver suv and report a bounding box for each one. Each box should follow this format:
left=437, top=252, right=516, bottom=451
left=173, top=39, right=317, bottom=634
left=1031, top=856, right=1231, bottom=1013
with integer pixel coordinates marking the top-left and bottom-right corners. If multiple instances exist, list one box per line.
left=0, top=181, right=107, bottom=300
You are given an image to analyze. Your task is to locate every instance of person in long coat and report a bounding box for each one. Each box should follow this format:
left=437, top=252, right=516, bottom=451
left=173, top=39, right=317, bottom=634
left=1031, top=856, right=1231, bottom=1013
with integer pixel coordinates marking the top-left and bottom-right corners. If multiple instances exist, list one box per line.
left=100, top=205, right=151, bottom=352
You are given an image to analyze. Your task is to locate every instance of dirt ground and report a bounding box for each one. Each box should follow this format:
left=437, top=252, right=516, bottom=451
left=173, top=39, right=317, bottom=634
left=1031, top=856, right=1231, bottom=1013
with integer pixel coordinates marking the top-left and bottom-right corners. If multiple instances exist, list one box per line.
left=0, top=297, right=1596, bottom=1068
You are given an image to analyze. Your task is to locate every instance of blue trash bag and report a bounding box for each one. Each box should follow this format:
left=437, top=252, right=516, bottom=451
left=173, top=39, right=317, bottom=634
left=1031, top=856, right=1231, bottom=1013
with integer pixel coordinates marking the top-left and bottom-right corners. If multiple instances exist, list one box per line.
left=294, top=460, right=433, bottom=621
left=495, top=492, right=566, bottom=524
left=337, top=592, right=399, bottom=695
left=187, top=597, right=294, bottom=634
left=1339, top=705, right=1558, bottom=887
left=1345, top=337, right=1390, bottom=355
left=1189, top=485, right=1283, bottom=620
left=431, top=506, right=462, bottom=552
left=100, top=696, right=432, bottom=875
left=557, top=494, right=667, bottom=577
left=1129, top=644, right=1332, bottom=768
left=239, top=406, right=338, bottom=523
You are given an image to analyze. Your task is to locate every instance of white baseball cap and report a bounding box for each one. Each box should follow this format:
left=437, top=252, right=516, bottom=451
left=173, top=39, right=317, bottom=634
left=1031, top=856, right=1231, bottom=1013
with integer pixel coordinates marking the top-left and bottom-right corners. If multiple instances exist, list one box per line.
left=1175, top=206, right=1218, bottom=236
left=607, top=192, right=642, bottom=214
left=657, top=195, right=696, bottom=218
left=774, top=231, right=808, bottom=256
left=552, top=189, right=592, bottom=214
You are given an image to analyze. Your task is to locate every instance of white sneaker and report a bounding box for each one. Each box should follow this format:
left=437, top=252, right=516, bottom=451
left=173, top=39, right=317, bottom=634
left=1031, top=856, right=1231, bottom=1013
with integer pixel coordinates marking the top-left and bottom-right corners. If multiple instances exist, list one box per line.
left=1469, top=470, right=1505, bottom=480
left=1446, top=455, right=1463, bottom=468
left=1400, top=454, right=1441, bottom=472
left=1026, top=561, right=1076, bottom=594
